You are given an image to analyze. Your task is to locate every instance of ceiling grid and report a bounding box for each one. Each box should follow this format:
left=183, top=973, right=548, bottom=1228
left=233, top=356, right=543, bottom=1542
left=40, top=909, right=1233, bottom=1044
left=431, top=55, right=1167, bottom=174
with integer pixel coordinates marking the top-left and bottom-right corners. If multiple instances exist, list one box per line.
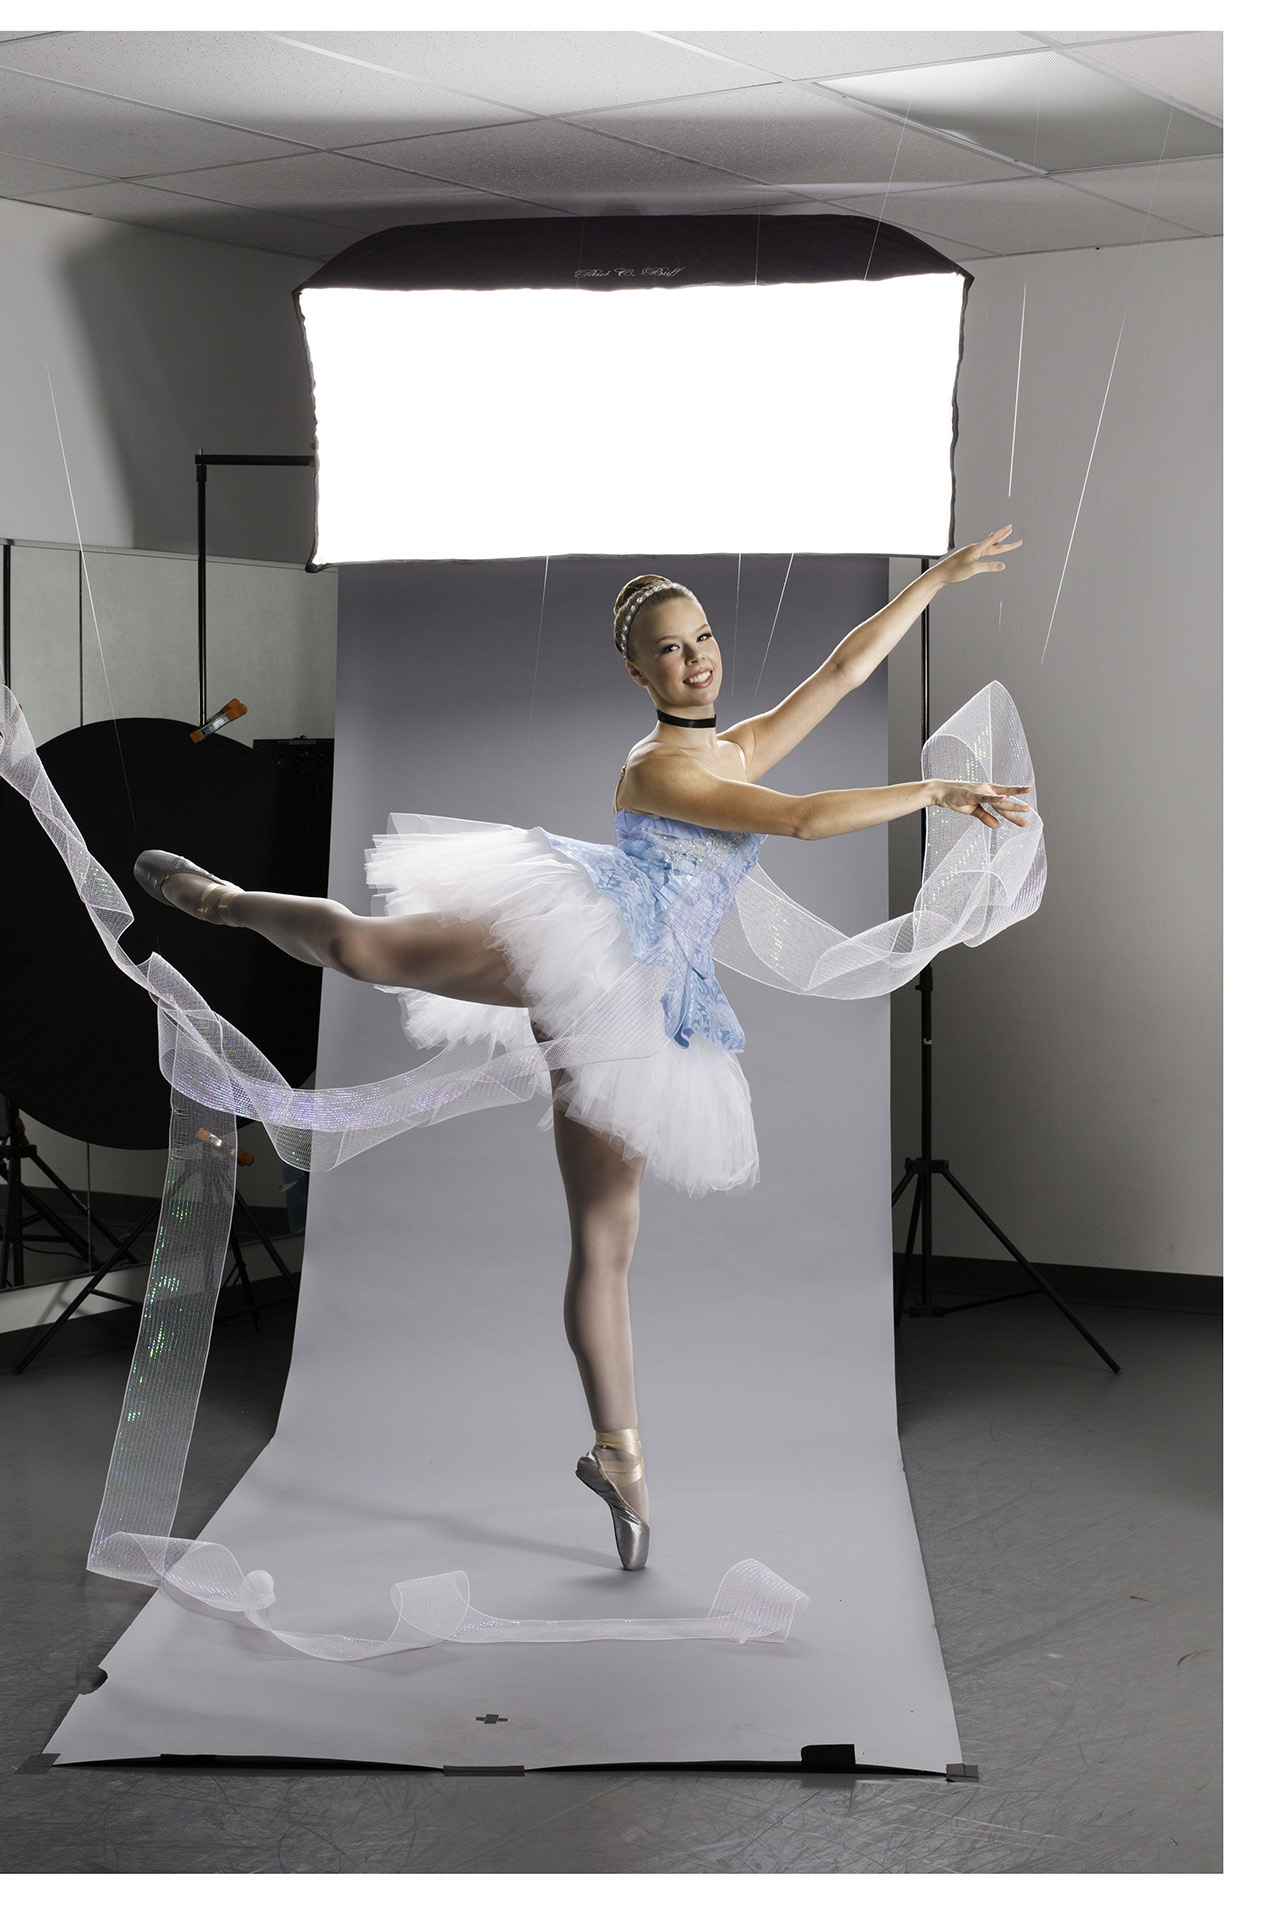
left=0, top=29, right=1221, bottom=263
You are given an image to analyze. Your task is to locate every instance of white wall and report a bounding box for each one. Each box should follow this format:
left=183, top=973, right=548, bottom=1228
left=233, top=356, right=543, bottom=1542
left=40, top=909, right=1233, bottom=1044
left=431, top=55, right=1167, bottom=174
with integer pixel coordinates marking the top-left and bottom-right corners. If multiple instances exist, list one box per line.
left=888, top=237, right=1221, bottom=1277
left=8, top=542, right=337, bottom=749
left=2, top=198, right=336, bottom=1213
left=0, top=199, right=319, bottom=562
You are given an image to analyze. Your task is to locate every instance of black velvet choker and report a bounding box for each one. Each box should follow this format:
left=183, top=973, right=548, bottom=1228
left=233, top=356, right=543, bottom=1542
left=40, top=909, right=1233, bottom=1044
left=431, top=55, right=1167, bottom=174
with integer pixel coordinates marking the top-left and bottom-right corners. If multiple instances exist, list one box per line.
left=656, top=710, right=716, bottom=729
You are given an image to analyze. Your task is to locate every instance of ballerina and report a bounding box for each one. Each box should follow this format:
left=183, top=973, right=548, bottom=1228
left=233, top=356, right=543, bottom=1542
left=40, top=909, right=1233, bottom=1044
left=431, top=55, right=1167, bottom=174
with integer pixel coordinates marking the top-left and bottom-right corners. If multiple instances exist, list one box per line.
left=135, top=527, right=1029, bottom=1572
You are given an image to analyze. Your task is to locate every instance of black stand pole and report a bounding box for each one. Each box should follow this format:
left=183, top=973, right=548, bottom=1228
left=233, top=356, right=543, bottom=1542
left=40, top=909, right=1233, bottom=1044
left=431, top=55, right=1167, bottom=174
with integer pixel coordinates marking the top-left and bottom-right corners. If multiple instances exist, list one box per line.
left=3, top=537, right=12, bottom=689
left=891, top=562, right=1120, bottom=1375
left=195, top=452, right=314, bottom=727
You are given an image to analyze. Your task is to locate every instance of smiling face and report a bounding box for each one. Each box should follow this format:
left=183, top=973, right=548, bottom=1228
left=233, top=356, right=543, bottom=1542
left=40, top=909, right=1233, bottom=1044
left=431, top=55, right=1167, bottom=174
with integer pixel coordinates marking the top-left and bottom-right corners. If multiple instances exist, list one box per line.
left=624, top=594, right=721, bottom=716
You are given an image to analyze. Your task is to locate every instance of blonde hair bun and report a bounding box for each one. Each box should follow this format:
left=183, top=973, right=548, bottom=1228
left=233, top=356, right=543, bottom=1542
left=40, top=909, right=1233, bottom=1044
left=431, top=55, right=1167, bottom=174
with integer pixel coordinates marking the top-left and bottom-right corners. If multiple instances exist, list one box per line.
left=613, top=575, right=694, bottom=657
left=614, top=574, right=668, bottom=617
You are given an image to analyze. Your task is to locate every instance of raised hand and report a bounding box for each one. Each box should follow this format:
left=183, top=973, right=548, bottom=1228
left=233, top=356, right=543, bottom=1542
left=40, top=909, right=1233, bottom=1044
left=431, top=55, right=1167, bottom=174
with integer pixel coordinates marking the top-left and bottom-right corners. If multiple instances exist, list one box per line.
left=932, top=782, right=1032, bottom=831
left=932, top=526, right=1022, bottom=586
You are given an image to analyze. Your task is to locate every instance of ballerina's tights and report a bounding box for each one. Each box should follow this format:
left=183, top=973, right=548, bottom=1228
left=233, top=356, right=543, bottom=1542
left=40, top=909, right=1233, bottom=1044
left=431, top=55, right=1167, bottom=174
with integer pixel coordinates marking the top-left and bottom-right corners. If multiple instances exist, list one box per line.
left=223, top=887, right=646, bottom=1444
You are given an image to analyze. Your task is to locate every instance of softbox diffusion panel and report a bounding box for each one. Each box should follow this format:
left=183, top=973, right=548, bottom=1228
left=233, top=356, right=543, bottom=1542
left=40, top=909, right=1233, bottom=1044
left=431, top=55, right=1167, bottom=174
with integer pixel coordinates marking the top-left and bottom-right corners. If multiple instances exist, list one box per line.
left=298, top=215, right=969, bottom=563
left=49, top=217, right=965, bottom=1770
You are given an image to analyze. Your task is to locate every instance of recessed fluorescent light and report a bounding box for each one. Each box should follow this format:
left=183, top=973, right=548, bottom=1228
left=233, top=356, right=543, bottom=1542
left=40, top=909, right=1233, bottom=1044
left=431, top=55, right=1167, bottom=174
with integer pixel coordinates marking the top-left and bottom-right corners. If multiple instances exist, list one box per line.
left=822, top=51, right=1222, bottom=173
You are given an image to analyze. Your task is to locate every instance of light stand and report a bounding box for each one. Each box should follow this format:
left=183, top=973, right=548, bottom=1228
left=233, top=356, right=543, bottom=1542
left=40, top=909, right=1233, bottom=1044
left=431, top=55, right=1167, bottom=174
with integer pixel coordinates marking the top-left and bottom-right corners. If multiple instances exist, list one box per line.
left=11, top=1153, right=298, bottom=1374
left=891, top=562, right=1121, bottom=1375
left=1, top=1099, right=129, bottom=1289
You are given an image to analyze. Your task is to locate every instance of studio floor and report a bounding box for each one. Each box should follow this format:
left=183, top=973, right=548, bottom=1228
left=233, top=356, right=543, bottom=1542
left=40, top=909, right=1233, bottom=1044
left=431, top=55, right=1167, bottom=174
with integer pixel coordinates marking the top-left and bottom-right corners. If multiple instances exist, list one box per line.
left=0, top=1277, right=1220, bottom=1875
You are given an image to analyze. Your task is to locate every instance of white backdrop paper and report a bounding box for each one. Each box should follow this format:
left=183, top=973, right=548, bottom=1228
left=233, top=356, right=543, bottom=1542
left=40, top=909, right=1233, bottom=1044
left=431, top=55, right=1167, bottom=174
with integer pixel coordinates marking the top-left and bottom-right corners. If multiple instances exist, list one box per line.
left=48, top=555, right=962, bottom=1769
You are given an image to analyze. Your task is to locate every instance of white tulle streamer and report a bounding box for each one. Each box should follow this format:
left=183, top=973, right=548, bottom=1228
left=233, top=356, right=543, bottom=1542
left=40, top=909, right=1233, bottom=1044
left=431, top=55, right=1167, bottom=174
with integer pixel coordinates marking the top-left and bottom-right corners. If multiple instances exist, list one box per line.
left=102, top=1538, right=807, bottom=1658
left=714, top=682, right=1045, bottom=996
left=0, top=678, right=1041, bottom=1654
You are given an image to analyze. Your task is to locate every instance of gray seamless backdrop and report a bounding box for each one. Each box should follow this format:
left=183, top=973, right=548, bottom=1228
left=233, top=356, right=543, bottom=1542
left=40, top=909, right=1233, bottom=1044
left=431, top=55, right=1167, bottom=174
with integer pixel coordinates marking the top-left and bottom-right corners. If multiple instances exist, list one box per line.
left=49, top=554, right=961, bottom=1770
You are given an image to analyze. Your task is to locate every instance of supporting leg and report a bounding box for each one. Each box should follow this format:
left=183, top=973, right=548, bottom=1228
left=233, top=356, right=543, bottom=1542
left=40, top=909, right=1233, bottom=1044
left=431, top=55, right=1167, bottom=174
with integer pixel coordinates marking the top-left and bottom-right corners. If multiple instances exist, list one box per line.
left=552, top=1103, right=648, bottom=1524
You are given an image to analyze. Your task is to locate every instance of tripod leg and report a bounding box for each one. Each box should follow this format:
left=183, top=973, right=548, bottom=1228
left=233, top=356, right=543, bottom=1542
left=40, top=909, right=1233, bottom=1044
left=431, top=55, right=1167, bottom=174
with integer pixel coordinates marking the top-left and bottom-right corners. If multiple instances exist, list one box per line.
left=224, top=1224, right=263, bottom=1331
left=15, top=1183, right=98, bottom=1266
left=233, top=1191, right=299, bottom=1289
left=12, top=1204, right=160, bottom=1374
left=28, top=1151, right=129, bottom=1259
left=896, top=1168, right=924, bottom=1321
left=0, top=1150, right=16, bottom=1289
left=938, top=1168, right=1121, bottom=1375
left=7, top=1144, right=25, bottom=1290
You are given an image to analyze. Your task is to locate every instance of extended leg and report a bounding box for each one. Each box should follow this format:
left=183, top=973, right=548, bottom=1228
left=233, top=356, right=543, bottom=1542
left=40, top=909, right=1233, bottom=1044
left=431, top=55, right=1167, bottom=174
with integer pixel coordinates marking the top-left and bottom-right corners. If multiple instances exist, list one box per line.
left=227, top=893, right=523, bottom=1002
left=552, top=1102, right=648, bottom=1527
left=152, top=863, right=521, bottom=1004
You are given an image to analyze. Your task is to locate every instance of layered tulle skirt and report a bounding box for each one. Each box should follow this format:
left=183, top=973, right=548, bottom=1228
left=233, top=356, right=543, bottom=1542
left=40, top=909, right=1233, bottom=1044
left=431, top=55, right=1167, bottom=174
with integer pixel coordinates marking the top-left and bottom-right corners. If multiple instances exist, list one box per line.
left=365, top=816, right=758, bottom=1197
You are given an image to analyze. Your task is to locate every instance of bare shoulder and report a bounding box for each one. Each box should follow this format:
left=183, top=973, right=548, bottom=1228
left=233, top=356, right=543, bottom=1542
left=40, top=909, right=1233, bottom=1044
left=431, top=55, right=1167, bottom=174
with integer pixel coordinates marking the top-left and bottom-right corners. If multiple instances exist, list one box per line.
left=622, top=741, right=750, bottom=816
left=617, top=739, right=677, bottom=804
left=718, top=722, right=755, bottom=777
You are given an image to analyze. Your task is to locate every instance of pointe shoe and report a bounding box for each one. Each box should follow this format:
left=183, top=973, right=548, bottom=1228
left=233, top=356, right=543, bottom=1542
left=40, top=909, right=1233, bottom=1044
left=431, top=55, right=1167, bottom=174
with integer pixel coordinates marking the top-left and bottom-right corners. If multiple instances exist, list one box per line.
left=134, top=849, right=240, bottom=923
left=576, top=1427, right=650, bottom=1571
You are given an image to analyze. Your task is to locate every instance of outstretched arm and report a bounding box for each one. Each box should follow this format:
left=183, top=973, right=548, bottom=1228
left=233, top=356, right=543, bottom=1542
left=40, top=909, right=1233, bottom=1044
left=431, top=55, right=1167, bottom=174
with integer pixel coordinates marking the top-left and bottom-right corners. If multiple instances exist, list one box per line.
left=624, top=750, right=1031, bottom=841
left=722, top=528, right=1021, bottom=779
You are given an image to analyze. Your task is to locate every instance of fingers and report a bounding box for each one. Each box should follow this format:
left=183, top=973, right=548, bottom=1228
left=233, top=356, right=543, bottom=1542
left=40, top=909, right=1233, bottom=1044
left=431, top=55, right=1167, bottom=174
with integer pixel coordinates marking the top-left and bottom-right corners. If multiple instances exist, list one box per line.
left=962, top=784, right=1029, bottom=830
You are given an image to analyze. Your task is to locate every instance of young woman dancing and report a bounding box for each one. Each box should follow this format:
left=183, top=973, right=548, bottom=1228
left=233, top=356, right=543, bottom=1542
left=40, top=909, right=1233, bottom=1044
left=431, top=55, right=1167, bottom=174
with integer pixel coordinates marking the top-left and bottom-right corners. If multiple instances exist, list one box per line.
left=135, top=529, right=1028, bottom=1573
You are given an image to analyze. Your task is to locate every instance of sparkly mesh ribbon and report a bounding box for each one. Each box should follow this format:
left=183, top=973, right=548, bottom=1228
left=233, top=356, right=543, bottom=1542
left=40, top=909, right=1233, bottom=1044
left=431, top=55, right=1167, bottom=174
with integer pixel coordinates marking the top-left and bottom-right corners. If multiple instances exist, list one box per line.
left=0, top=679, right=1041, bottom=1656
left=714, top=682, right=1045, bottom=996
left=98, top=1539, right=807, bottom=1658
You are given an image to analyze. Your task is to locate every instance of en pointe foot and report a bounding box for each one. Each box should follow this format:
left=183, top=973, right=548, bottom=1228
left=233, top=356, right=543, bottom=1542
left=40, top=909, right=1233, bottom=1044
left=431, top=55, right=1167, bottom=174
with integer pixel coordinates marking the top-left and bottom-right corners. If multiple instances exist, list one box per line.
left=134, top=850, right=242, bottom=923
left=575, top=1427, right=650, bottom=1571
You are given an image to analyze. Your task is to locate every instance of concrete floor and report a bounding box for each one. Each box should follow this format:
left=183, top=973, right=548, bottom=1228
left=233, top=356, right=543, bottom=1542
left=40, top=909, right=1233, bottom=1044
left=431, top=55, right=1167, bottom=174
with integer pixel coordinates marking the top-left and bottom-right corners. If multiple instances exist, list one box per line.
left=0, top=1285, right=1220, bottom=1874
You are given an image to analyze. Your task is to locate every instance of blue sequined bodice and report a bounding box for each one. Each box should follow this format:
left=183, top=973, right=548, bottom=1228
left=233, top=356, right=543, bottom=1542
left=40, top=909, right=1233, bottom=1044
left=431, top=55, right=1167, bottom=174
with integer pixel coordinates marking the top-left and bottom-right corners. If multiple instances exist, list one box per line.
left=544, top=811, right=764, bottom=1053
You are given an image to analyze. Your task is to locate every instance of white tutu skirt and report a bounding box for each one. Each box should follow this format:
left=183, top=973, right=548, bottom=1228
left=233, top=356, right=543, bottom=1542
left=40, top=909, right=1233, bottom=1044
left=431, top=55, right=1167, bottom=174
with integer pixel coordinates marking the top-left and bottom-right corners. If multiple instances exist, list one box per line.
left=365, top=816, right=758, bottom=1197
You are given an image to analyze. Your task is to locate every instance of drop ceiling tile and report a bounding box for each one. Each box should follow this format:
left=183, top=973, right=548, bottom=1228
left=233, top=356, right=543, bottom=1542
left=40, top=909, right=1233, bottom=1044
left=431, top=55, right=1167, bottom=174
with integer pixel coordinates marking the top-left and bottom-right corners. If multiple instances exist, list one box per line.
left=760, top=198, right=1000, bottom=255
left=287, top=30, right=766, bottom=114
left=1038, top=32, right=1178, bottom=46
left=0, top=150, right=107, bottom=196
left=828, top=177, right=1195, bottom=256
left=661, top=32, right=1042, bottom=80
left=575, top=83, right=1028, bottom=192
left=1066, top=31, right=1222, bottom=121
left=339, top=117, right=757, bottom=203
left=824, top=49, right=1222, bottom=171
left=16, top=180, right=359, bottom=259
left=1058, top=156, right=1222, bottom=236
left=553, top=186, right=804, bottom=218
left=133, top=150, right=542, bottom=218
left=324, top=198, right=565, bottom=234
left=0, top=65, right=303, bottom=176
left=0, top=31, right=529, bottom=147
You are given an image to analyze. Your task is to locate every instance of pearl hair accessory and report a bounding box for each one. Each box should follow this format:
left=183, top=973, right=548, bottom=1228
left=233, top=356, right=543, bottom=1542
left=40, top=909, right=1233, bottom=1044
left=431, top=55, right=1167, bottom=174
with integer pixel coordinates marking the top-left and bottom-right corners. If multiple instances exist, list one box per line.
left=617, top=579, right=691, bottom=653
